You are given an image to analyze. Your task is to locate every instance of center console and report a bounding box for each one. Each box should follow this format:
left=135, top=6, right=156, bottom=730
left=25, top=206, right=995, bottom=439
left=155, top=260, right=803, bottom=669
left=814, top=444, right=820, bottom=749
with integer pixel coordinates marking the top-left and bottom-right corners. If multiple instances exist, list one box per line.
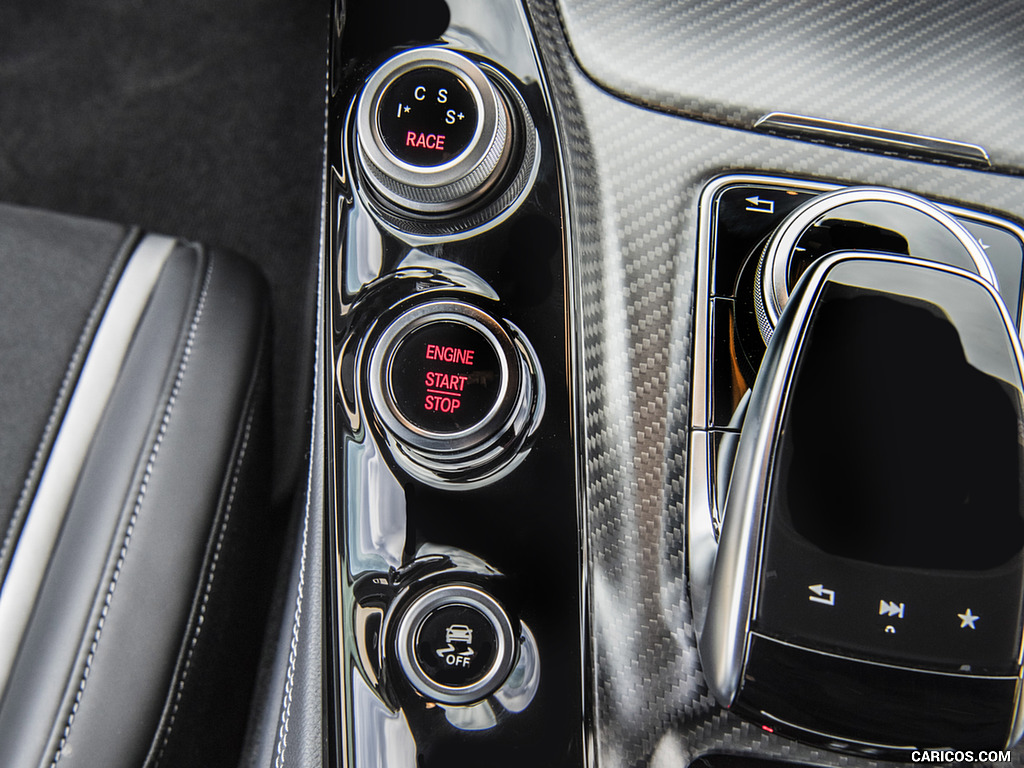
left=318, top=1, right=1024, bottom=765
left=324, top=3, right=586, bottom=766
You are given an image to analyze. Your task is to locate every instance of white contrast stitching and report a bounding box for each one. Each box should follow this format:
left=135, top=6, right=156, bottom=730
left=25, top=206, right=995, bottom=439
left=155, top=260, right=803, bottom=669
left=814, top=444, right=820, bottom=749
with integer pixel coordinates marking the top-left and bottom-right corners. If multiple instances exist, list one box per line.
left=49, top=258, right=213, bottom=768
left=153, top=385, right=258, bottom=767
left=274, top=46, right=329, bottom=768
left=0, top=231, right=137, bottom=570
left=275, top=498, right=309, bottom=768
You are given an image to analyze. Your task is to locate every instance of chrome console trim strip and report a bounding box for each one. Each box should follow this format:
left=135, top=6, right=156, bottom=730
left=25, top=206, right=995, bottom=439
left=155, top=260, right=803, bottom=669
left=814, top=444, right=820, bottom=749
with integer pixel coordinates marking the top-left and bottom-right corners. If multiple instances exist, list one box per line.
left=754, top=112, right=992, bottom=167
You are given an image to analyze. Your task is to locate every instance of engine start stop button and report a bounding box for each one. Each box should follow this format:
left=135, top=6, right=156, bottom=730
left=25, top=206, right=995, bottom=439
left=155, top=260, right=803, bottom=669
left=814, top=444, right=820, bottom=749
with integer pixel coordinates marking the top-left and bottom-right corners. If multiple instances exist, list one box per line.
left=365, top=299, right=540, bottom=481
left=388, top=319, right=503, bottom=434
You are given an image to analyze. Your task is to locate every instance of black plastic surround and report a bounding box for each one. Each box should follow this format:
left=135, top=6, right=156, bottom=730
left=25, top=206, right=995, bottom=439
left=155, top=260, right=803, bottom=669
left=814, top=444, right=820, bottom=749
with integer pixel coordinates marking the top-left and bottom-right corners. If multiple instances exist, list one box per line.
left=739, top=634, right=1018, bottom=750
left=327, top=3, right=584, bottom=767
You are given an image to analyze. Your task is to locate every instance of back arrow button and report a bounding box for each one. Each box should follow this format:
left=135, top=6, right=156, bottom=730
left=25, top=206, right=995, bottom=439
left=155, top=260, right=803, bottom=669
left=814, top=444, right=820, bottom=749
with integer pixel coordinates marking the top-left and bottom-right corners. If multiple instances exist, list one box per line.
left=808, top=584, right=836, bottom=606
left=745, top=195, right=776, bottom=214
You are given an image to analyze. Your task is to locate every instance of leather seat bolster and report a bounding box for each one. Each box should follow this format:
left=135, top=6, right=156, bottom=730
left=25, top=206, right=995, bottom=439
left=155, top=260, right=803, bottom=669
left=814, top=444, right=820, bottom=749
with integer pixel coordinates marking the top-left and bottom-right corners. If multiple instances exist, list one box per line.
left=0, top=241, right=273, bottom=768
left=0, top=205, right=138, bottom=581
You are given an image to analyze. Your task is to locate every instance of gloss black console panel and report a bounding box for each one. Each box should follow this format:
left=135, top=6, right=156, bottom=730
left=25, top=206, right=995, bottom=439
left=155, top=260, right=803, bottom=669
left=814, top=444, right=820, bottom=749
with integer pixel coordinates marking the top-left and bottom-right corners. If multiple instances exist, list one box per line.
left=326, top=3, right=585, bottom=767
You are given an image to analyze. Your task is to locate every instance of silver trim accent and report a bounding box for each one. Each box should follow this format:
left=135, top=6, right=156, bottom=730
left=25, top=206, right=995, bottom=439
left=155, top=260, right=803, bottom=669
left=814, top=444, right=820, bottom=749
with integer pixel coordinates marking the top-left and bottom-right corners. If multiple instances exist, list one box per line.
left=687, top=431, right=717, bottom=641
left=351, top=671, right=418, bottom=765
left=690, top=215, right=712, bottom=430
left=757, top=186, right=997, bottom=342
left=698, top=268, right=811, bottom=704
left=1012, top=675, right=1024, bottom=747
left=700, top=250, right=1024, bottom=709
left=0, top=234, right=178, bottom=696
left=356, top=47, right=512, bottom=213
left=754, top=112, right=992, bottom=167
left=395, top=584, right=517, bottom=705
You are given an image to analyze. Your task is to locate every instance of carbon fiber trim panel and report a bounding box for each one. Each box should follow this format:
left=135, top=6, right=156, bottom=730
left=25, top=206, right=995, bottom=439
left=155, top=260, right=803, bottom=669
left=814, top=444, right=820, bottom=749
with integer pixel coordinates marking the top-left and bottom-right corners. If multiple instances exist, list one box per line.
left=554, top=0, right=1024, bottom=172
left=526, top=0, right=1024, bottom=764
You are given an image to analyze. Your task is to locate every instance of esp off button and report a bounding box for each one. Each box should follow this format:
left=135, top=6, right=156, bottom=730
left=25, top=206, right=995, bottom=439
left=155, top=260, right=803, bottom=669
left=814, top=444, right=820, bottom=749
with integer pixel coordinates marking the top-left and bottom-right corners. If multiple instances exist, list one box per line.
left=366, top=300, right=543, bottom=485
left=355, top=47, right=513, bottom=212
left=395, top=584, right=517, bottom=704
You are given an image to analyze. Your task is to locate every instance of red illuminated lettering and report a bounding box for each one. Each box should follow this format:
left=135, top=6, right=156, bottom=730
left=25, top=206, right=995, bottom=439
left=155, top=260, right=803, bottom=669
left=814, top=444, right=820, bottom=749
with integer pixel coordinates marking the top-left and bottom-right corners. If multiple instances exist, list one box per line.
left=424, top=372, right=468, bottom=392
left=404, top=132, right=447, bottom=151
left=424, top=344, right=475, bottom=365
left=424, top=395, right=461, bottom=413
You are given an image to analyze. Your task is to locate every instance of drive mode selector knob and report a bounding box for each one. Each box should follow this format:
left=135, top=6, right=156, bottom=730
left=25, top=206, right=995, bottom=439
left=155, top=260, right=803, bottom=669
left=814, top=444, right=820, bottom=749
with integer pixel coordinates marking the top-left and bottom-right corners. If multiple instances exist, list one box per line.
left=395, top=584, right=517, bottom=705
left=366, top=300, right=544, bottom=485
left=356, top=48, right=514, bottom=213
